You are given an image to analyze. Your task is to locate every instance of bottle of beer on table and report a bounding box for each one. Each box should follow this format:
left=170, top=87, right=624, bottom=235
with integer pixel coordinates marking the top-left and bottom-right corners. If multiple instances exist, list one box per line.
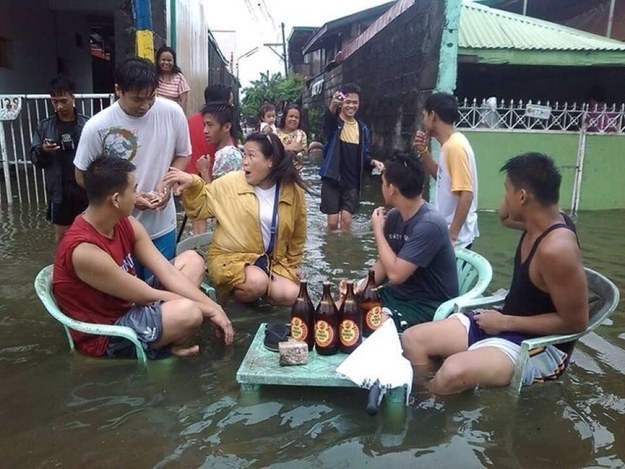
left=314, top=281, right=339, bottom=355
left=290, top=280, right=315, bottom=351
left=360, top=270, right=383, bottom=337
left=339, top=281, right=362, bottom=354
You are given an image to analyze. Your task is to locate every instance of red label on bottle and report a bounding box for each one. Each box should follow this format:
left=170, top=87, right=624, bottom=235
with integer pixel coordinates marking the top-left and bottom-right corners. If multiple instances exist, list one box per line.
left=365, top=306, right=383, bottom=331
left=339, top=319, right=360, bottom=347
left=315, top=320, right=334, bottom=347
left=291, top=316, right=308, bottom=342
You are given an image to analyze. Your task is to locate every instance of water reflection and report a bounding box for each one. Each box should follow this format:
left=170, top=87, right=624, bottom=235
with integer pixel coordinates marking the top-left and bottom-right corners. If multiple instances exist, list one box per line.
left=0, top=162, right=623, bottom=467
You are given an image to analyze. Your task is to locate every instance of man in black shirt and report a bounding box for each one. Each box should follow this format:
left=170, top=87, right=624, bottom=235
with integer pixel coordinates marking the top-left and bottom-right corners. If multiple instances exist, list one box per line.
left=30, top=75, right=89, bottom=241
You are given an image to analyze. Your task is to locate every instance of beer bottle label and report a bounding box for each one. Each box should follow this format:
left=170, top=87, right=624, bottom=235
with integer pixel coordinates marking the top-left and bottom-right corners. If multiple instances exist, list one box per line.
left=291, top=317, right=308, bottom=342
left=365, top=306, right=383, bottom=331
left=339, top=319, right=360, bottom=347
left=315, top=320, right=334, bottom=347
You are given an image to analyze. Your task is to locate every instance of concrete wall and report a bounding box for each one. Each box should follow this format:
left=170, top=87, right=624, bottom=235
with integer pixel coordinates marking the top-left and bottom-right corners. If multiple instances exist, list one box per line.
left=0, top=0, right=121, bottom=93
left=462, top=130, right=625, bottom=211
left=301, top=0, right=445, bottom=158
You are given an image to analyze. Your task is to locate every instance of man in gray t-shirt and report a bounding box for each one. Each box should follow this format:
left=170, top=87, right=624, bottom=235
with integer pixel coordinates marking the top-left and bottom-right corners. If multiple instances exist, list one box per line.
left=345, top=152, right=458, bottom=331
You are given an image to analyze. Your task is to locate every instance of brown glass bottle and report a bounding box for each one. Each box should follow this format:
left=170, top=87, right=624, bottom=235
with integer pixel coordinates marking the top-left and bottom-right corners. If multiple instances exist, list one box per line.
left=360, top=270, right=383, bottom=337
left=314, top=282, right=339, bottom=355
left=339, top=281, right=362, bottom=354
left=290, top=280, right=315, bottom=351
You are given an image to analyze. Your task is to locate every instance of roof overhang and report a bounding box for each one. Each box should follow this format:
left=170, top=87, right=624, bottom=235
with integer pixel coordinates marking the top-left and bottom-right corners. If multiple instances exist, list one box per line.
left=459, top=48, right=625, bottom=66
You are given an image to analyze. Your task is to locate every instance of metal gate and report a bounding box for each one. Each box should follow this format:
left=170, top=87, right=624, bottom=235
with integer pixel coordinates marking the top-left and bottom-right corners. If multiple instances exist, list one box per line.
left=0, top=93, right=114, bottom=206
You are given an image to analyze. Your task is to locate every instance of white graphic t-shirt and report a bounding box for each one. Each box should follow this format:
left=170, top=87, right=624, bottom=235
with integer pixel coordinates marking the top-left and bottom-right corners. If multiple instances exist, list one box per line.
left=74, top=97, right=191, bottom=239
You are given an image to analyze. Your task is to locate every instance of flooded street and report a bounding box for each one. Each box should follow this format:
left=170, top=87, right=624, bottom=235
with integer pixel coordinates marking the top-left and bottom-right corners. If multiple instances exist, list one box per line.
left=0, top=162, right=624, bottom=468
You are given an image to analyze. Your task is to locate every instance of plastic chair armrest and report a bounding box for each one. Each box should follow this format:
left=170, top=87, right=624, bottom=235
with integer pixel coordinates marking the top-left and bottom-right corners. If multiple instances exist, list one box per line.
left=454, top=292, right=507, bottom=314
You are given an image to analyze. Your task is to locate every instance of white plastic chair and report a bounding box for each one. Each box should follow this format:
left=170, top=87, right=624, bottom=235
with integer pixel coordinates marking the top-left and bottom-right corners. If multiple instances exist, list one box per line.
left=176, top=231, right=217, bottom=300
left=454, top=267, right=620, bottom=394
left=34, top=265, right=148, bottom=364
left=432, top=248, right=494, bottom=321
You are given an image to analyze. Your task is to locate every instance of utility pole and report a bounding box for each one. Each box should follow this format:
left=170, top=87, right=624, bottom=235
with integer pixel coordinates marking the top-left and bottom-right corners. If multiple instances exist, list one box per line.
left=263, top=22, right=288, bottom=77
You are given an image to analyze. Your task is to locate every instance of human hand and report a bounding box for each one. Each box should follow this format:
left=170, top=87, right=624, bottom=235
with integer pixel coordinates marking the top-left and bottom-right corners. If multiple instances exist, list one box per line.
left=371, top=206, right=386, bottom=232
left=162, top=167, right=194, bottom=196
left=412, top=130, right=430, bottom=153
left=294, top=267, right=304, bottom=280
left=473, top=309, right=509, bottom=335
left=151, top=182, right=171, bottom=210
left=371, top=159, right=385, bottom=174
left=196, top=154, right=210, bottom=173
left=207, top=304, right=234, bottom=345
left=42, top=139, right=60, bottom=153
left=135, top=192, right=158, bottom=211
left=329, top=91, right=345, bottom=113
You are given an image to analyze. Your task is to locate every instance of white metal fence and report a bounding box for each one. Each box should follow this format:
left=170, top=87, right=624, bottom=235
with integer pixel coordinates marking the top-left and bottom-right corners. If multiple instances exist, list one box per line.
left=458, top=98, right=625, bottom=133
left=0, top=93, right=114, bottom=206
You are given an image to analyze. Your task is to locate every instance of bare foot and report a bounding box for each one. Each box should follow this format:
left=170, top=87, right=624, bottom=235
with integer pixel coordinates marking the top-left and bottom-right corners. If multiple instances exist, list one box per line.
left=171, top=344, right=200, bottom=357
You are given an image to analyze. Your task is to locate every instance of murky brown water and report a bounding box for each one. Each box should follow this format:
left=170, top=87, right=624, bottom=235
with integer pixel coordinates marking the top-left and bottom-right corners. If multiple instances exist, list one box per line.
left=1, top=162, right=623, bottom=468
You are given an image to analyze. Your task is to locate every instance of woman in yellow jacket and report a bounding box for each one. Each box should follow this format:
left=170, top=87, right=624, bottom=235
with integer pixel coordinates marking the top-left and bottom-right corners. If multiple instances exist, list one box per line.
left=164, top=133, right=308, bottom=306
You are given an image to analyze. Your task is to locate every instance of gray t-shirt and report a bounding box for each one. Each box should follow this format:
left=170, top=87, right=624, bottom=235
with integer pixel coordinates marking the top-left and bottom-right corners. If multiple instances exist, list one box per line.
left=384, top=203, right=459, bottom=302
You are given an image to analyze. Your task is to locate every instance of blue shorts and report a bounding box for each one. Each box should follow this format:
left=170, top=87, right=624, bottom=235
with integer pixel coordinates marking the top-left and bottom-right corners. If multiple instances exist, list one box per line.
left=106, top=301, right=171, bottom=360
left=134, top=229, right=176, bottom=280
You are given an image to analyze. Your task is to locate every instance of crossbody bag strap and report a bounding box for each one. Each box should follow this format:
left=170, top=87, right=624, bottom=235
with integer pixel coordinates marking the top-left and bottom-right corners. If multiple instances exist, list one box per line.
left=266, top=182, right=280, bottom=256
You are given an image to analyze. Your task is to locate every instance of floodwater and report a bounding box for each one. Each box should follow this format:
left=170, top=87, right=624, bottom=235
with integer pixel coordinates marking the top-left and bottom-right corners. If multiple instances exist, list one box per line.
left=0, top=162, right=624, bottom=468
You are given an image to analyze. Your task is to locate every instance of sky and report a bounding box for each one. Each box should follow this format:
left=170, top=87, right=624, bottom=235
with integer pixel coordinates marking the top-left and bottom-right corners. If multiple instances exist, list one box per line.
left=206, top=0, right=393, bottom=89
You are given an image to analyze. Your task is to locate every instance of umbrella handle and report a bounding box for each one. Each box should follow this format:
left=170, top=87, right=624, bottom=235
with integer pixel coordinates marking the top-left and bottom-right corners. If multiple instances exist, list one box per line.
left=367, top=382, right=383, bottom=416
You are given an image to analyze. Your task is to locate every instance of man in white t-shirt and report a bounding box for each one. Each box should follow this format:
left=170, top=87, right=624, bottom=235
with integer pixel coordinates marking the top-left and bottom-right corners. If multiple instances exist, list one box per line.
left=413, top=92, right=479, bottom=248
left=74, top=57, right=191, bottom=279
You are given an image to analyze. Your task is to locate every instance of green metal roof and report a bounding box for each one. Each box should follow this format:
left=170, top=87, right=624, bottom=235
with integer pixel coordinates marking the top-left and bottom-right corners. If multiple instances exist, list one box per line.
left=459, top=0, right=625, bottom=66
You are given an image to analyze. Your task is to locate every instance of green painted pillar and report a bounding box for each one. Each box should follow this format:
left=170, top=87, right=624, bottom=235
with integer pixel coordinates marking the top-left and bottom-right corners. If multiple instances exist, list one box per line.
left=436, top=0, right=461, bottom=93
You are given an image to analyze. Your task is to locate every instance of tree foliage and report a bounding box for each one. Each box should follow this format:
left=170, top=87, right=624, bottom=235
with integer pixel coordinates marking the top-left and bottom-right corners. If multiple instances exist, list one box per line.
left=241, top=72, right=304, bottom=120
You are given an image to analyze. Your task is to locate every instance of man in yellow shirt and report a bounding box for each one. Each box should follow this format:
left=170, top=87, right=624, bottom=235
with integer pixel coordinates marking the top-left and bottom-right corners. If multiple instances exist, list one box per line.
left=413, top=93, right=479, bottom=248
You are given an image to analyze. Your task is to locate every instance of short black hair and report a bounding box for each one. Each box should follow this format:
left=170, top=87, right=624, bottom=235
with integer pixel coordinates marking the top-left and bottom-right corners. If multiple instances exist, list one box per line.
left=155, top=46, right=182, bottom=74
left=114, top=57, right=159, bottom=94
left=201, top=102, right=234, bottom=127
left=204, top=84, right=232, bottom=104
left=84, top=156, right=136, bottom=204
left=340, top=83, right=361, bottom=97
left=383, top=151, right=425, bottom=199
left=500, top=152, right=561, bottom=205
left=586, top=84, right=607, bottom=103
left=424, top=92, right=460, bottom=125
left=48, top=75, right=75, bottom=96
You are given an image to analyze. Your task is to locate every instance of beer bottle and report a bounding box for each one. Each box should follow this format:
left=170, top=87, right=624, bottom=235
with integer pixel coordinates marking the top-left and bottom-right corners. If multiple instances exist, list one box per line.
left=290, top=280, right=315, bottom=351
left=314, top=282, right=339, bottom=355
left=339, top=281, right=362, bottom=354
left=360, top=270, right=383, bottom=337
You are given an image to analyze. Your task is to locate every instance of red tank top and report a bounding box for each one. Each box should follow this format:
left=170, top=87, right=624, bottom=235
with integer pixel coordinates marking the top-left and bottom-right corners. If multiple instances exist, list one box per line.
left=53, top=215, right=137, bottom=356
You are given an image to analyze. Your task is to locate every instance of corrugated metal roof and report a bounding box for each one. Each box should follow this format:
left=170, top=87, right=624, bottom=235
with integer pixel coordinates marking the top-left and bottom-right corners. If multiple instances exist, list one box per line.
left=460, top=0, right=625, bottom=51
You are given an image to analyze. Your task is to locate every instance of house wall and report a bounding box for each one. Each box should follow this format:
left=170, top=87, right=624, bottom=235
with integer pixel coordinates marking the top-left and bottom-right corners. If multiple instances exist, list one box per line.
left=341, top=0, right=445, bottom=157
left=463, top=130, right=625, bottom=210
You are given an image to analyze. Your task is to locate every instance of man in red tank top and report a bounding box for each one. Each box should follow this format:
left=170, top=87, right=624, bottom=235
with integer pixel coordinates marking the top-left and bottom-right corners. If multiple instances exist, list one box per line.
left=401, top=153, right=588, bottom=394
left=53, top=156, right=233, bottom=358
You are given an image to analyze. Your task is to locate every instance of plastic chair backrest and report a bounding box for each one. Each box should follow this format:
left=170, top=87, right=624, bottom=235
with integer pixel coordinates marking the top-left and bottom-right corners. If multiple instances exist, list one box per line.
left=508, top=267, right=620, bottom=394
left=176, top=232, right=213, bottom=257
left=34, top=265, right=148, bottom=364
left=432, top=248, right=493, bottom=321
left=175, top=232, right=217, bottom=301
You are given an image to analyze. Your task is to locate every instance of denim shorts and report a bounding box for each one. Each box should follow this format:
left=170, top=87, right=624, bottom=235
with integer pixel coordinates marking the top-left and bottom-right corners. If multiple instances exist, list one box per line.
left=106, top=301, right=171, bottom=359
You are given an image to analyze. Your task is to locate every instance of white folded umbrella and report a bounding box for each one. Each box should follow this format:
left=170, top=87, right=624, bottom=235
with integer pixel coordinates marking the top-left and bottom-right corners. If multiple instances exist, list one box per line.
left=336, top=318, right=413, bottom=410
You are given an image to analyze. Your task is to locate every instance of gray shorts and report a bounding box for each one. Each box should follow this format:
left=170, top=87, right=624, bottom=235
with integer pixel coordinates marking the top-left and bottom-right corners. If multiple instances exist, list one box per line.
left=106, top=301, right=171, bottom=359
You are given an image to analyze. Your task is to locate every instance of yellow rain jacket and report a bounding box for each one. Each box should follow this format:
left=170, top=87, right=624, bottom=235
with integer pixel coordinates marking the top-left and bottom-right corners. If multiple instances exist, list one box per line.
left=181, top=171, right=307, bottom=294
